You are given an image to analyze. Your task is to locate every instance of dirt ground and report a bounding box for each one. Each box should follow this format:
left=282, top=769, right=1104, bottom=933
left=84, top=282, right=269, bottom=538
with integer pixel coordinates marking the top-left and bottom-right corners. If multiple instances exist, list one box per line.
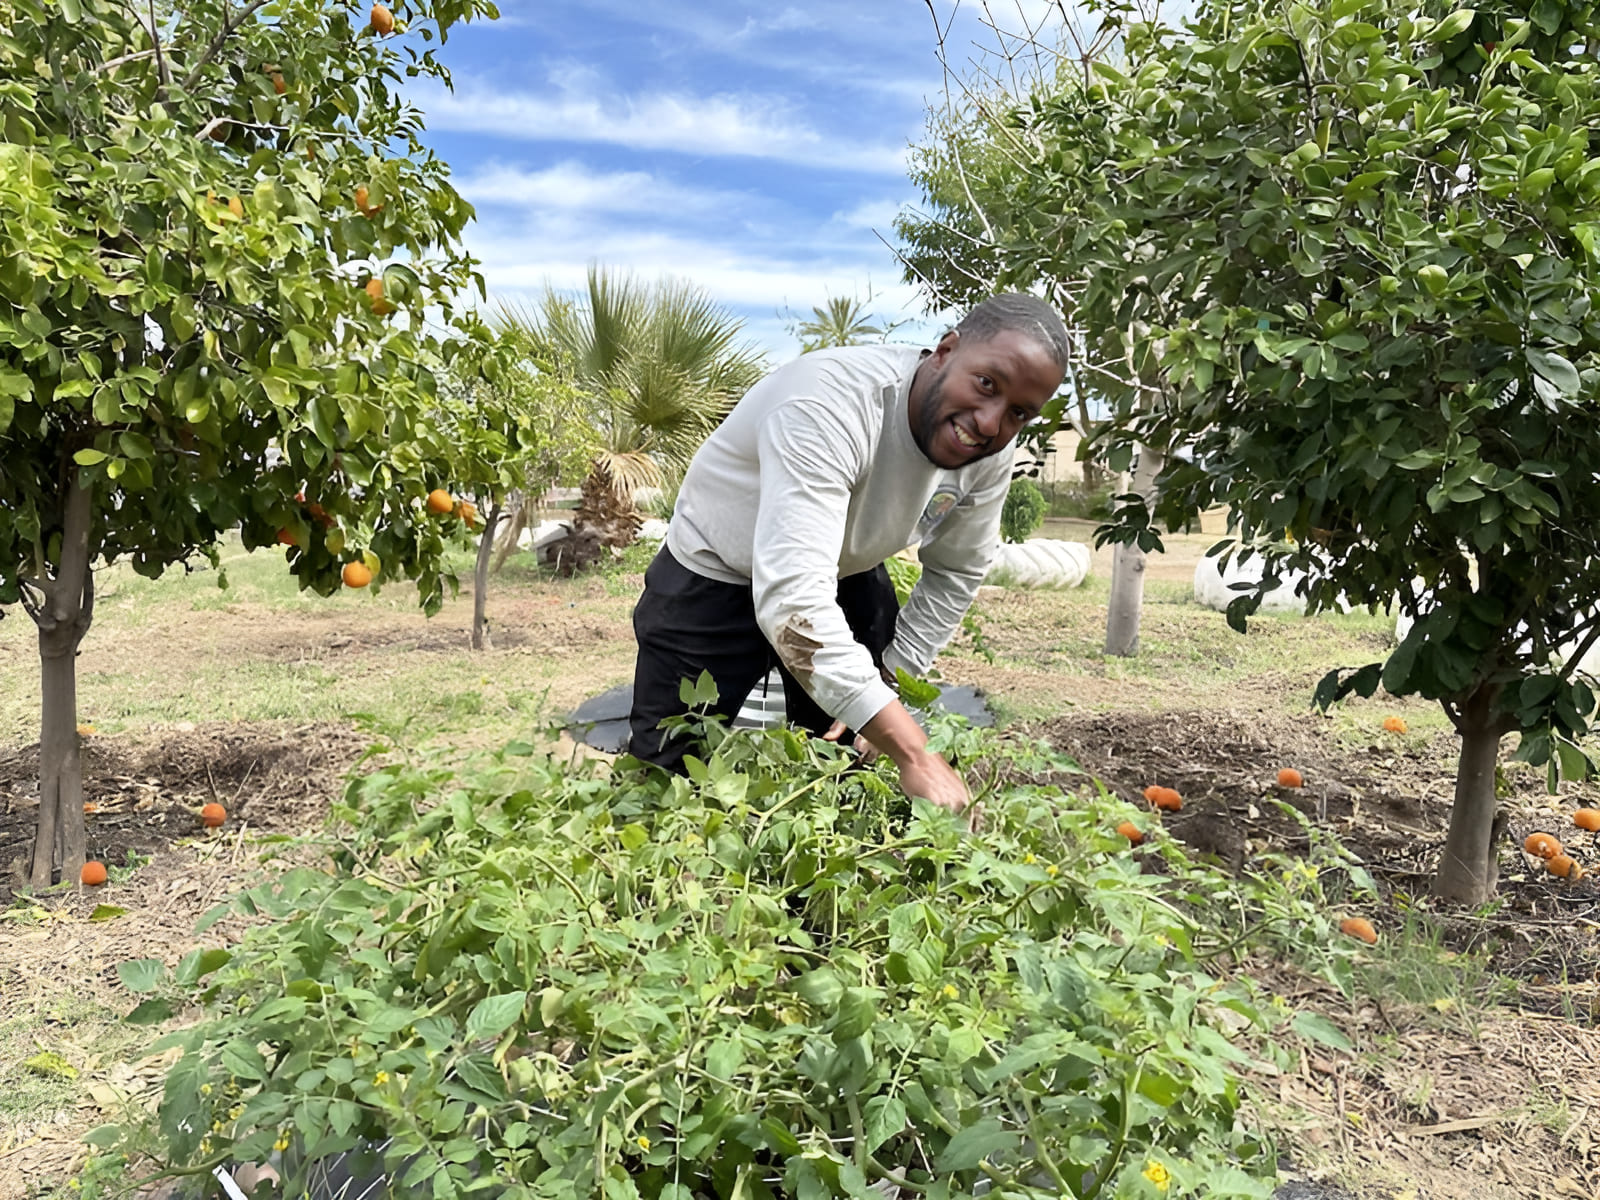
left=4, top=538, right=1600, bottom=1199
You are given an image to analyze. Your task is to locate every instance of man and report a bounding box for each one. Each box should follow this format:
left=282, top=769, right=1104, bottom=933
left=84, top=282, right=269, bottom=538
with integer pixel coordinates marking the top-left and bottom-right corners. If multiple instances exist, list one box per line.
left=627, top=292, right=1069, bottom=818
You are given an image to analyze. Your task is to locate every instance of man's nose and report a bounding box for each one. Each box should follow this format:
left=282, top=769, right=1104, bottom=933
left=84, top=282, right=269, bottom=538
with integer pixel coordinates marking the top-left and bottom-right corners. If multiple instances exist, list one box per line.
left=973, top=399, right=1005, bottom=439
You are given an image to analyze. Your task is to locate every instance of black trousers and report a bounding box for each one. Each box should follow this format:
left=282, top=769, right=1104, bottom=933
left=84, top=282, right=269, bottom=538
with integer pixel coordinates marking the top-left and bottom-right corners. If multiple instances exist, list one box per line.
left=628, top=546, right=898, bottom=772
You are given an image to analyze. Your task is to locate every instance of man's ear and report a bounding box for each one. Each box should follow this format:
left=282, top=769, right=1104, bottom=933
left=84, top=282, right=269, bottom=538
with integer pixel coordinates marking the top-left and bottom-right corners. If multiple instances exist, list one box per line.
left=929, top=329, right=959, bottom=364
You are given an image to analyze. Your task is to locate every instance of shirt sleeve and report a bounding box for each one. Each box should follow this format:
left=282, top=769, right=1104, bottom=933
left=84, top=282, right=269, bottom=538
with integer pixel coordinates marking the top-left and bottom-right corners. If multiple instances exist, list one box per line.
left=882, top=453, right=1012, bottom=678
left=750, top=399, right=900, bottom=733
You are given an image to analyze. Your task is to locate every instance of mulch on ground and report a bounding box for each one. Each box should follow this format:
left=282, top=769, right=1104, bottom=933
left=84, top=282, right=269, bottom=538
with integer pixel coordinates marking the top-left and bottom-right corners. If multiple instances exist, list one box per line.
left=1032, top=708, right=1600, bottom=985
left=0, top=722, right=370, bottom=906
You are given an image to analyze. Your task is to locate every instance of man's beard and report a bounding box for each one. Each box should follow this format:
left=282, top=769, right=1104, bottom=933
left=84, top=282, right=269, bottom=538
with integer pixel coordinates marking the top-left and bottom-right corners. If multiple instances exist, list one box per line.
left=910, top=369, right=946, bottom=463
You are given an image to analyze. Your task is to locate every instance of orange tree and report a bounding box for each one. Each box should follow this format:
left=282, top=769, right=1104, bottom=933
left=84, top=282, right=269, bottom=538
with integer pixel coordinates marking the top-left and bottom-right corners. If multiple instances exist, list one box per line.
left=978, top=0, right=1600, bottom=903
left=0, top=0, right=497, bottom=891
left=441, top=323, right=596, bottom=650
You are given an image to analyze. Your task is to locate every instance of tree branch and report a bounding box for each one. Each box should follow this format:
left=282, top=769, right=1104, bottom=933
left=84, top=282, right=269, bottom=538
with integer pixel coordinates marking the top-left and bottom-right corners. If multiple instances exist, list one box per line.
left=180, top=0, right=273, bottom=92
left=149, top=0, right=171, bottom=90
left=95, top=48, right=156, bottom=74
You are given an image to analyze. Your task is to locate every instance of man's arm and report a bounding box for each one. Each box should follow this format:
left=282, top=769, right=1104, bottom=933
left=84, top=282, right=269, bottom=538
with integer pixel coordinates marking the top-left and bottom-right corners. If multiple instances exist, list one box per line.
left=750, top=398, right=900, bottom=734
left=883, top=458, right=1012, bottom=678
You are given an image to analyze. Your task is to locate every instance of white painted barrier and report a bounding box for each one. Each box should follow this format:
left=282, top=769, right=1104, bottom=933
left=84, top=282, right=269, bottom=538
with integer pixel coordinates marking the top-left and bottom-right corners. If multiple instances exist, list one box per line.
left=984, top=540, right=1092, bottom=588
left=1193, top=554, right=1308, bottom=613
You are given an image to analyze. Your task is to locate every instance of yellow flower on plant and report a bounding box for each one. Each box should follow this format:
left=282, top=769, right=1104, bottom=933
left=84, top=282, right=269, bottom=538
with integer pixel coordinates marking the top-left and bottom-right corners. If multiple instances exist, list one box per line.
left=941, top=984, right=959, bottom=1000
left=1045, top=864, right=1059, bottom=877
left=636, top=1135, right=651, bottom=1151
left=1023, top=853, right=1037, bottom=865
left=373, top=1071, right=390, bottom=1086
left=274, top=1133, right=292, bottom=1152
left=1143, top=1160, right=1171, bottom=1192
left=200, top=1083, right=213, bottom=1096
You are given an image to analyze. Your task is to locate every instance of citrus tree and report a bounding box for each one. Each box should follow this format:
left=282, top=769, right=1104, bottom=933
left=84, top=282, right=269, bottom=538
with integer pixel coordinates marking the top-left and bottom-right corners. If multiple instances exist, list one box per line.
left=441, top=322, right=595, bottom=650
left=984, top=0, right=1600, bottom=902
left=0, top=0, right=497, bottom=892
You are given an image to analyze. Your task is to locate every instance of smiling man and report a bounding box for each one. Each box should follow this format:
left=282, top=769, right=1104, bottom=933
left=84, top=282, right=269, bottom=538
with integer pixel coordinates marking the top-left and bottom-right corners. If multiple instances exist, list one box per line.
left=627, top=292, right=1068, bottom=817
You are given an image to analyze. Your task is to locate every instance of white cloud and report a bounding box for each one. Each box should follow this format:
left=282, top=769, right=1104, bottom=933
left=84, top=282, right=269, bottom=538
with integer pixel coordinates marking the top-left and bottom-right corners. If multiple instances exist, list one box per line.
left=418, top=81, right=908, bottom=174
left=463, top=224, right=944, bottom=358
left=453, top=161, right=742, bottom=217
left=832, top=199, right=908, bottom=232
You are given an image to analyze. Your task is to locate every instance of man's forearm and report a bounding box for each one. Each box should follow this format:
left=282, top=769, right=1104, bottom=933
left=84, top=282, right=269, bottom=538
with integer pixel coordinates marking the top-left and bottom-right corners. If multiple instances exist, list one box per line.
left=860, top=700, right=930, bottom=766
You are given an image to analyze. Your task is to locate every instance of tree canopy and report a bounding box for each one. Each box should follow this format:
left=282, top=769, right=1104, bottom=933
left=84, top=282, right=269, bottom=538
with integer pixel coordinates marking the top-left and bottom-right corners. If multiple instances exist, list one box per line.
left=900, top=0, right=1600, bottom=901
left=0, top=0, right=497, bottom=888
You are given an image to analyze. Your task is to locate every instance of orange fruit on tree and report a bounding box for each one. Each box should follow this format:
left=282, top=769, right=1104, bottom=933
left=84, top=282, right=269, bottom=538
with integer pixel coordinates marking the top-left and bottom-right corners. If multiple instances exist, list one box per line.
left=1277, top=767, right=1304, bottom=788
left=1574, top=809, right=1600, bottom=833
left=81, top=861, right=107, bottom=887
left=355, top=185, right=384, bottom=217
left=342, top=561, right=373, bottom=589
left=371, top=3, right=395, bottom=34
left=1116, top=821, right=1144, bottom=846
left=364, top=277, right=395, bottom=315
left=427, top=488, right=455, bottom=515
left=277, top=528, right=297, bottom=546
left=1547, top=853, right=1581, bottom=880
left=1382, top=716, right=1407, bottom=734
left=1338, top=917, right=1377, bottom=944
left=227, top=195, right=245, bottom=220
left=1524, top=832, right=1563, bottom=860
left=200, top=802, right=227, bottom=828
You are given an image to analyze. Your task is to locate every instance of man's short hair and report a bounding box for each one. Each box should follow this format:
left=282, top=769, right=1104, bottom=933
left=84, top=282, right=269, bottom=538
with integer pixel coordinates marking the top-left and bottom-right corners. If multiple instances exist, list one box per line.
left=954, top=293, right=1070, bottom=372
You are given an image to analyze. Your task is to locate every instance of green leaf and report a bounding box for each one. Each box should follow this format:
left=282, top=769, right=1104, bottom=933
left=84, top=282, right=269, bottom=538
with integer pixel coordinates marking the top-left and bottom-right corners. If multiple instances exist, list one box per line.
left=896, top=668, right=941, bottom=709
left=124, top=998, right=175, bottom=1025
left=1526, top=348, right=1579, bottom=397
left=864, top=1095, right=906, bottom=1154
left=465, top=991, right=526, bottom=1043
left=73, top=448, right=109, bottom=466
left=934, top=1117, right=1020, bottom=1171
left=1291, top=1011, right=1353, bottom=1052
left=1429, top=8, right=1476, bottom=40
left=88, top=904, right=127, bottom=922
left=118, top=958, right=167, bottom=994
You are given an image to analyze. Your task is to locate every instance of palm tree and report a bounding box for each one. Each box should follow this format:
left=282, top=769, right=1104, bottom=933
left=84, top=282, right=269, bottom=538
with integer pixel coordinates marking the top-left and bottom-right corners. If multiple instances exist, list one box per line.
left=792, top=293, right=894, bottom=352
left=498, top=267, right=765, bottom=561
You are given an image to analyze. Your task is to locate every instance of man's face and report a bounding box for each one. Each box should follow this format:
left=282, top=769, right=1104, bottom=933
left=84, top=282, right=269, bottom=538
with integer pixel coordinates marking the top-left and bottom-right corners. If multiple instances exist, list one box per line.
left=908, top=329, right=1064, bottom=470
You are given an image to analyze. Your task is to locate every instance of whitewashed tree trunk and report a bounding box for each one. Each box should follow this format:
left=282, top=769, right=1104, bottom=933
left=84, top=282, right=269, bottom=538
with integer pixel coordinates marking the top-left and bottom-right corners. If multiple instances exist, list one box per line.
left=1104, top=443, right=1163, bottom=656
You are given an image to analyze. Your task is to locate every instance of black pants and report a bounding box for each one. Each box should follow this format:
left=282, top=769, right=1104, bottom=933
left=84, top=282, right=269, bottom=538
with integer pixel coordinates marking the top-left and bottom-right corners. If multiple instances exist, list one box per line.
left=628, top=546, right=898, bottom=772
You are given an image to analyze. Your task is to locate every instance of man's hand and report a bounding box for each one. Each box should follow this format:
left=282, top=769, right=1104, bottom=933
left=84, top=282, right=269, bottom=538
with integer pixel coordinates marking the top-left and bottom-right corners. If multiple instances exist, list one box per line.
left=847, top=700, right=978, bottom=830
left=897, top=748, right=976, bottom=828
left=823, top=718, right=878, bottom=763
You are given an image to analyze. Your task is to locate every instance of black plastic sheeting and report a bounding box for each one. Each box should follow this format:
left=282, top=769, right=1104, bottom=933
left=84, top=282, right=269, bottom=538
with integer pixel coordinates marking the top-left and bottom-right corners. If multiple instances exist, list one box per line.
left=565, top=680, right=995, bottom=755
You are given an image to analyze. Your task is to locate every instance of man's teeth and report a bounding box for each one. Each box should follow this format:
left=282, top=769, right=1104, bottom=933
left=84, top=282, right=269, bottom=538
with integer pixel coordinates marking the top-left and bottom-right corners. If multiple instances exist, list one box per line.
left=953, top=425, right=981, bottom=447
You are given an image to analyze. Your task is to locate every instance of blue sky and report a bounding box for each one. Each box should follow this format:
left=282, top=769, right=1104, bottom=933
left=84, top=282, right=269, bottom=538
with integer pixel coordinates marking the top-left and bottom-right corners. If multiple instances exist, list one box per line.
left=407, top=1, right=1059, bottom=359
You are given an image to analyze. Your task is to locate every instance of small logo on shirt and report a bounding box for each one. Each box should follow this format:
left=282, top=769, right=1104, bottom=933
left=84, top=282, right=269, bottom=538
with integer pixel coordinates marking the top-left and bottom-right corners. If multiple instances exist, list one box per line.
left=915, top=487, right=962, bottom=542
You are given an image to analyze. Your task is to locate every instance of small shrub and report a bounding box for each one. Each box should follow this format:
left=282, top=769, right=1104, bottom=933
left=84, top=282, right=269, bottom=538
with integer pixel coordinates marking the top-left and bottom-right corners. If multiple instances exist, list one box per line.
left=104, top=718, right=1369, bottom=1199
left=1000, top=477, right=1047, bottom=543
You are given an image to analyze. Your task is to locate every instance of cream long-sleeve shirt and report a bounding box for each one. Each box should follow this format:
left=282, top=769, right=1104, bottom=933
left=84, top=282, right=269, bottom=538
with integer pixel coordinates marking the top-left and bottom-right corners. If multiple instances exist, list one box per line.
left=666, top=344, right=1012, bottom=733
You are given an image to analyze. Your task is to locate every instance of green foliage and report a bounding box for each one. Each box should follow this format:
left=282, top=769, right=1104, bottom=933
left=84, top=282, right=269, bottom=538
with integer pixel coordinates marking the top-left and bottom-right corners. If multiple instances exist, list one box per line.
left=883, top=554, right=923, bottom=606
left=1000, top=478, right=1048, bottom=544
left=104, top=722, right=1341, bottom=1199
left=1069, top=0, right=1600, bottom=755
left=443, top=325, right=597, bottom=520
left=903, top=0, right=1600, bottom=895
left=0, top=0, right=498, bottom=612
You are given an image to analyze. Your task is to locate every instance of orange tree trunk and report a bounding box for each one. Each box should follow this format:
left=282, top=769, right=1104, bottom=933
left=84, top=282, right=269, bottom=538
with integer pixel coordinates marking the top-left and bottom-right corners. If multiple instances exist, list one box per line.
left=471, top=501, right=501, bottom=652
left=1433, top=682, right=1512, bottom=905
left=26, top=475, right=95, bottom=891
